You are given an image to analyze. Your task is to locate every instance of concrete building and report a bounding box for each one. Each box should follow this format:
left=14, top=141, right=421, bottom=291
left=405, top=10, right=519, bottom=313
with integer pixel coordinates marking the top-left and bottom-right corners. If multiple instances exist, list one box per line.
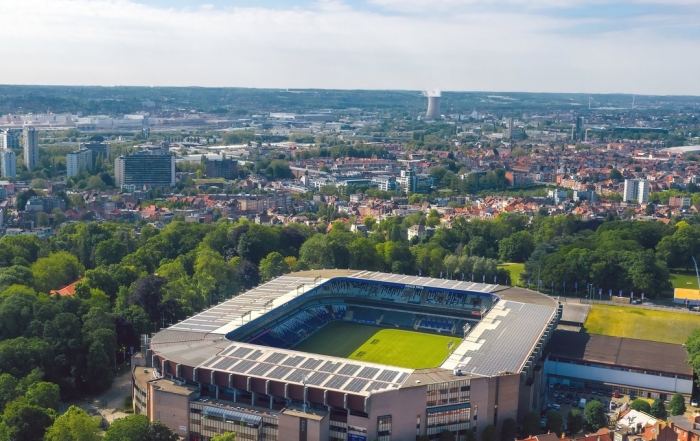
left=206, top=158, right=238, bottom=179
left=0, top=129, right=21, bottom=149
left=426, top=93, right=441, bottom=120
left=623, top=179, right=650, bottom=203
left=669, top=196, right=691, bottom=208
left=79, top=141, right=110, bottom=166
left=66, top=149, right=93, bottom=178
left=1, top=150, right=16, bottom=178
left=23, top=126, right=39, bottom=170
left=115, top=149, right=175, bottom=189
left=397, top=168, right=417, bottom=194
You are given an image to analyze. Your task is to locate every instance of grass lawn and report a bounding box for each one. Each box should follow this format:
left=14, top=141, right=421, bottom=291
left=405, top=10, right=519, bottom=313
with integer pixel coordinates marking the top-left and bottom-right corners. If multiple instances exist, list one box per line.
left=499, top=263, right=525, bottom=286
left=294, top=322, right=456, bottom=369
left=670, top=271, right=699, bottom=290
left=584, top=304, right=700, bottom=344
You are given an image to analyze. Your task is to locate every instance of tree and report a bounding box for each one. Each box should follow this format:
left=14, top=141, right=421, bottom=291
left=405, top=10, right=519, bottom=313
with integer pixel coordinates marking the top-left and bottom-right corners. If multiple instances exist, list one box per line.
left=130, top=275, right=168, bottom=323
left=44, top=405, right=100, bottom=441
left=522, top=411, right=541, bottom=437
left=584, top=400, right=606, bottom=430
left=500, top=418, right=517, bottom=441
left=630, top=398, right=651, bottom=414
left=0, top=398, right=55, bottom=441
left=546, top=410, right=563, bottom=436
left=36, top=212, right=49, bottom=228
left=104, top=414, right=150, bottom=441
left=147, top=421, right=179, bottom=441
left=669, top=393, right=686, bottom=416
left=481, top=424, right=497, bottom=441
left=211, top=433, right=237, bottom=441
left=685, top=328, right=700, bottom=385
left=650, top=398, right=667, bottom=419
left=609, top=169, right=623, bottom=180
left=31, top=252, right=84, bottom=293
left=259, top=252, right=288, bottom=282
left=24, top=382, right=59, bottom=411
left=567, top=409, right=584, bottom=434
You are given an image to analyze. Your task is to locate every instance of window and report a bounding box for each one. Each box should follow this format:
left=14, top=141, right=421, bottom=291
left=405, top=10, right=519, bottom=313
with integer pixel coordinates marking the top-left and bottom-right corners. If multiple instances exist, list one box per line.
left=378, top=415, right=392, bottom=441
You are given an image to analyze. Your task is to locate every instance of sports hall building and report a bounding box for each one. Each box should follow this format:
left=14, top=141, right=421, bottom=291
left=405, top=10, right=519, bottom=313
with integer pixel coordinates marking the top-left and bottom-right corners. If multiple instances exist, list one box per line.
left=132, top=271, right=560, bottom=441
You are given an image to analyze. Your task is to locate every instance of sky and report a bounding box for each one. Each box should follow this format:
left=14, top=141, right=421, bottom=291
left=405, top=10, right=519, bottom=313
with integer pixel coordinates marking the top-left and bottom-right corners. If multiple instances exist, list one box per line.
left=1, top=0, right=699, bottom=95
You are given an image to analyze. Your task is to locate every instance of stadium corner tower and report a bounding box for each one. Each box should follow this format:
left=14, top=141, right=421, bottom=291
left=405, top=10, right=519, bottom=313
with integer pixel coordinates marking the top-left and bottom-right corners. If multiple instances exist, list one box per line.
left=133, top=271, right=560, bottom=441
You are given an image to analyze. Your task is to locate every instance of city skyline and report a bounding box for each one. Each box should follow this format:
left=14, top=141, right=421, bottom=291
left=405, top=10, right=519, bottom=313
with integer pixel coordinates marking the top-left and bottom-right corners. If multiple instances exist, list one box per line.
left=1, top=0, right=699, bottom=95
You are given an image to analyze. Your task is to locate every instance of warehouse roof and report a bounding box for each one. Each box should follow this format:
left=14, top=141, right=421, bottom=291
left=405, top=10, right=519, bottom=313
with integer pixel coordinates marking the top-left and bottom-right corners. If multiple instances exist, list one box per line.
left=546, top=330, right=692, bottom=377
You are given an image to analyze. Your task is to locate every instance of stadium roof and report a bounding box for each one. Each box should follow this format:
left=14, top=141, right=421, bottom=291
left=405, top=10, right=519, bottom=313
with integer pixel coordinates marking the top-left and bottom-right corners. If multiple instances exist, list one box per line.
left=546, top=330, right=693, bottom=377
left=150, top=271, right=557, bottom=396
left=441, top=300, right=557, bottom=376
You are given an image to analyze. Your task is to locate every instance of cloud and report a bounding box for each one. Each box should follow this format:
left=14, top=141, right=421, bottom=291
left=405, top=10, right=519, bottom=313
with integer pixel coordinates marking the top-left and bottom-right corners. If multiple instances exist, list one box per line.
left=0, top=0, right=698, bottom=95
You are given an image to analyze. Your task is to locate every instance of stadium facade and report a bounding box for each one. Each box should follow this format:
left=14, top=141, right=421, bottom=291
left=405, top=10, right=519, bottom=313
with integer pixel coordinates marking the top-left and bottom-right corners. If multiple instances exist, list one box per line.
left=133, top=271, right=560, bottom=441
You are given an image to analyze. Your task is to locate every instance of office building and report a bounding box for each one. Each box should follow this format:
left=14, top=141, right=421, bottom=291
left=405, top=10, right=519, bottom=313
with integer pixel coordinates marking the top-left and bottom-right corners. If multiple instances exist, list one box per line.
left=397, top=168, right=417, bottom=194
left=115, top=149, right=175, bottom=189
left=79, top=141, right=110, bottom=166
left=0, top=129, right=21, bottom=149
left=623, top=179, right=650, bottom=203
left=206, top=158, right=238, bottom=179
left=66, top=149, right=93, bottom=178
left=1, top=150, right=16, bottom=179
left=23, top=126, right=39, bottom=170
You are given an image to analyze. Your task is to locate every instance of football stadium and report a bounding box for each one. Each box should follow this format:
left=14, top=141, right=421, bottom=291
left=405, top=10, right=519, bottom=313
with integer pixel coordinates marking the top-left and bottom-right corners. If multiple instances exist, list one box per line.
left=133, top=271, right=561, bottom=441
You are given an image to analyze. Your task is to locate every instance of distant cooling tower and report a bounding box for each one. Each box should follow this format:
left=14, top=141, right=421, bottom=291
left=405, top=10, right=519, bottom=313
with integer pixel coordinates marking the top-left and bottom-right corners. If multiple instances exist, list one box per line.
left=426, top=95, right=441, bottom=119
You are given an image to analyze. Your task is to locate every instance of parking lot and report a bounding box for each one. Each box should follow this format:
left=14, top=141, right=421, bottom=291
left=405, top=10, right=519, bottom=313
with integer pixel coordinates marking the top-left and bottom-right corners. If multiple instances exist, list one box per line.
left=541, top=384, right=627, bottom=434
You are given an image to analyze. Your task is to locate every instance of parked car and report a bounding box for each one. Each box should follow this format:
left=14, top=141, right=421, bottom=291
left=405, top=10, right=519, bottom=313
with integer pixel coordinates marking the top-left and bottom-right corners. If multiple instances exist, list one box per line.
left=691, top=398, right=698, bottom=407
left=613, top=390, right=620, bottom=398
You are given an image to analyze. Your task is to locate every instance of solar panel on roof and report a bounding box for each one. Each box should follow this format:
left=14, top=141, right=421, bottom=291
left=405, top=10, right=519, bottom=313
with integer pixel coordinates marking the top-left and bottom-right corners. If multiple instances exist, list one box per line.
left=246, top=350, right=264, bottom=361
left=265, top=352, right=287, bottom=364
left=395, top=372, right=409, bottom=384
left=357, top=367, right=380, bottom=379
left=247, top=363, right=274, bottom=377
left=222, top=346, right=237, bottom=356
left=369, top=381, right=389, bottom=391
left=286, top=370, right=307, bottom=383
left=345, top=378, right=369, bottom=393
left=325, top=375, right=350, bottom=390
left=337, top=364, right=361, bottom=376
left=318, top=361, right=340, bottom=373
left=307, top=372, right=330, bottom=385
left=230, top=360, right=256, bottom=373
left=268, top=366, right=293, bottom=379
left=282, top=356, right=305, bottom=367
left=300, top=359, right=323, bottom=370
left=231, top=347, right=254, bottom=358
left=375, top=370, right=399, bottom=382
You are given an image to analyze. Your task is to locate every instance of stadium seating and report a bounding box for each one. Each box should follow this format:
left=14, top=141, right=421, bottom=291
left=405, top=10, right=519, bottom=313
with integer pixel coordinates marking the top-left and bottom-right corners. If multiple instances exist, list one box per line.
left=322, top=279, right=494, bottom=313
left=419, top=317, right=456, bottom=333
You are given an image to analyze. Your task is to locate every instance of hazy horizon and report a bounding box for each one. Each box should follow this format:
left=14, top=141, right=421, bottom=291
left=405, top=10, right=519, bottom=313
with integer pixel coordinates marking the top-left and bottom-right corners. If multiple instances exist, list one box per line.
left=2, top=0, right=699, bottom=95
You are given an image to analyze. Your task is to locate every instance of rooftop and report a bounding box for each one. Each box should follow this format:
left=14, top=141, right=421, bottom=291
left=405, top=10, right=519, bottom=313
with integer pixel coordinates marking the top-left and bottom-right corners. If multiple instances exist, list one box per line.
left=441, top=300, right=556, bottom=376
left=546, top=330, right=693, bottom=376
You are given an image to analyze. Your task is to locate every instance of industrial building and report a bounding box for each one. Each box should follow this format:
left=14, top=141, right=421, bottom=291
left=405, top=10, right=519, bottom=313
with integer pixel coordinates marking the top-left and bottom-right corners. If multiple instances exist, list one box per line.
left=544, top=330, right=693, bottom=401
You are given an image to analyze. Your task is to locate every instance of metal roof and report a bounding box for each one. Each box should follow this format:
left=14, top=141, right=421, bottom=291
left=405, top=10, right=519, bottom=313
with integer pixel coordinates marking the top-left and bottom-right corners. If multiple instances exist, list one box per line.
left=441, top=300, right=556, bottom=376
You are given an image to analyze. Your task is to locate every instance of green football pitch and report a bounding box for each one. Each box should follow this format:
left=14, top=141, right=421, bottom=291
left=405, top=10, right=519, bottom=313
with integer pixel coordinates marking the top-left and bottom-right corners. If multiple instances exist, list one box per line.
left=293, top=322, right=457, bottom=369
left=584, top=304, right=700, bottom=344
